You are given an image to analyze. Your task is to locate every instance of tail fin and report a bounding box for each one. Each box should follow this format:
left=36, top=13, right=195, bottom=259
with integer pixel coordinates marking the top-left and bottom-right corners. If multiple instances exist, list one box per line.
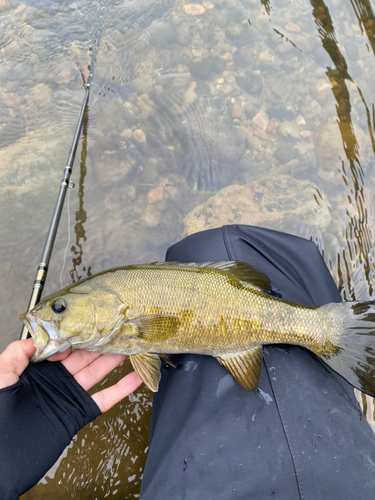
left=319, top=301, right=375, bottom=397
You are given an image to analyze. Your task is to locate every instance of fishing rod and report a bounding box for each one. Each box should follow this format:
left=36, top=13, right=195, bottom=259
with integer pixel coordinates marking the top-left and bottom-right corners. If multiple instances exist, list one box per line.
left=20, top=51, right=98, bottom=341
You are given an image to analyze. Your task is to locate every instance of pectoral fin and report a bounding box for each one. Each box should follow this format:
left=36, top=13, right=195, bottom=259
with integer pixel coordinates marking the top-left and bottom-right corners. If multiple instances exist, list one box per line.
left=126, top=315, right=180, bottom=341
left=215, top=346, right=263, bottom=391
left=130, top=353, right=161, bottom=392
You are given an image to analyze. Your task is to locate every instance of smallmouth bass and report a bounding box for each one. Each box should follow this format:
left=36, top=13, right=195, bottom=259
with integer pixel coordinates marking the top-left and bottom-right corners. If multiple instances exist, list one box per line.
left=20, top=261, right=375, bottom=396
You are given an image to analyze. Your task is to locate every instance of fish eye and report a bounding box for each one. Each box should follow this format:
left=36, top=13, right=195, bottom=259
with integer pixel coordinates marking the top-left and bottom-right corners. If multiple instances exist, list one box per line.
left=51, top=298, right=67, bottom=314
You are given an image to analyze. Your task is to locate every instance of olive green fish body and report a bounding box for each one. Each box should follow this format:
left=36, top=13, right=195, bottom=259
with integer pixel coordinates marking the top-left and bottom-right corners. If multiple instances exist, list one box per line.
left=20, top=262, right=375, bottom=396
left=71, top=265, right=322, bottom=355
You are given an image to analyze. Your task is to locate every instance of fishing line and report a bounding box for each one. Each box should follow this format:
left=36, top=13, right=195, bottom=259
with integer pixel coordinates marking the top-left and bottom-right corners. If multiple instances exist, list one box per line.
left=59, top=185, right=72, bottom=289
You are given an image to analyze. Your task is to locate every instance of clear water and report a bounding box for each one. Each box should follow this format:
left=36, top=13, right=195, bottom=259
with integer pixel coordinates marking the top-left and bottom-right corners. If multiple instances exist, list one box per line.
left=0, top=0, right=375, bottom=497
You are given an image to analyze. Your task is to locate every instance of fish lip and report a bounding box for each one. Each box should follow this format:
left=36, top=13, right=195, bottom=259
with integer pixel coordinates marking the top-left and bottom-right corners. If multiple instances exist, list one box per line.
left=20, top=313, right=39, bottom=342
left=20, top=313, right=62, bottom=362
left=30, top=341, right=68, bottom=363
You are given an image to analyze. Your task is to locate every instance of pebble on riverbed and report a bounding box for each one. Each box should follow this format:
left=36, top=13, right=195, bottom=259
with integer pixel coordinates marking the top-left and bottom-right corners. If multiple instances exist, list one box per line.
left=183, top=4, right=206, bottom=15
left=133, top=129, right=146, bottom=143
left=147, top=185, right=164, bottom=204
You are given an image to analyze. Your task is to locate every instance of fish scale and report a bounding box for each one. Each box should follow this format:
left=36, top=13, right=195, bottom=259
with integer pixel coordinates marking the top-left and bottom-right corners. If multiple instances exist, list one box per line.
left=98, top=267, right=318, bottom=354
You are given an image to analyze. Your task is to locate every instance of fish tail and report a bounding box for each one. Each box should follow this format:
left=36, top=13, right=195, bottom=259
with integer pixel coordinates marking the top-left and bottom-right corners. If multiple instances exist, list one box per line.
left=318, top=301, right=375, bottom=397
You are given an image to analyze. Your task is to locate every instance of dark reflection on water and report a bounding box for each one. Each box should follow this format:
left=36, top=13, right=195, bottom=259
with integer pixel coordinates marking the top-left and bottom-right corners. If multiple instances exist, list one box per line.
left=351, top=0, right=375, bottom=55
left=0, top=0, right=373, bottom=497
left=261, top=0, right=272, bottom=16
left=70, top=102, right=91, bottom=283
left=310, top=0, right=374, bottom=300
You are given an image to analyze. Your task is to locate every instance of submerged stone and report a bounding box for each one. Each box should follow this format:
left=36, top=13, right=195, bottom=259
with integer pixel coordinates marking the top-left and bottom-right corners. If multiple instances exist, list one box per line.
left=183, top=4, right=206, bottom=15
left=183, top=175, right=331, bottom=236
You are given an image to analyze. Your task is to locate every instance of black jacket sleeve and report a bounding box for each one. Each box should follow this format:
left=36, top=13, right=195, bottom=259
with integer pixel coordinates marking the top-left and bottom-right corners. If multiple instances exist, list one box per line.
left=0, top=360, right=101, bottom=499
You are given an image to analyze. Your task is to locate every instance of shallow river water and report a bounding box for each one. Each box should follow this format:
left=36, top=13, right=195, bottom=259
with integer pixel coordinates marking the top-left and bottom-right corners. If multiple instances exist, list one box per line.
left=1, top=0, right=375, bottom=497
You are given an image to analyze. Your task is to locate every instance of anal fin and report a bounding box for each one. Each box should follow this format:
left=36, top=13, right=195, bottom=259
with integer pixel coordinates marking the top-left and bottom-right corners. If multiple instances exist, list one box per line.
left=215, top=346, right=263, bottom=391
left=130, top=353, right=161, bottom=392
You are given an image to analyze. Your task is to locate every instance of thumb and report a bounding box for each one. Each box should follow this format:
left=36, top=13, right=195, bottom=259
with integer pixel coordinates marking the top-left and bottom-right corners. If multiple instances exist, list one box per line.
left=0, top=339, right=36, bottom=389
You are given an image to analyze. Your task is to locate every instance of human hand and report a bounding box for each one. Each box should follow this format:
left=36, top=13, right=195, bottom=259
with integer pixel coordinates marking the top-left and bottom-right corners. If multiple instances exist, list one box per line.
left=0, top=339, right=142, bottom=412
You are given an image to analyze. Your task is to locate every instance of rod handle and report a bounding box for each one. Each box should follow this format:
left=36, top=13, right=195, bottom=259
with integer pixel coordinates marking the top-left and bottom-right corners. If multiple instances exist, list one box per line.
left=20, top=264, right=48, bottom=340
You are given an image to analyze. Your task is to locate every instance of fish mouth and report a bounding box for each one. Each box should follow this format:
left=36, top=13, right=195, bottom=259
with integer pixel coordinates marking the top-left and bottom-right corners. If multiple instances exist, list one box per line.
left=20, top=312, right=66, bottom=362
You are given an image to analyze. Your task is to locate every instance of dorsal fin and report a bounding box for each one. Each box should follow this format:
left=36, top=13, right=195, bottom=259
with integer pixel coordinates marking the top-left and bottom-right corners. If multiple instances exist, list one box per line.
left=128, top=261, right=271, bottom=294
left=206, top=261, right=271, bottom=293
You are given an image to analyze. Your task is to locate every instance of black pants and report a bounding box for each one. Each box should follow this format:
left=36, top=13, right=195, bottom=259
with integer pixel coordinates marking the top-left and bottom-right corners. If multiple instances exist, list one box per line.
left=140, top=225, right=375, bottom=500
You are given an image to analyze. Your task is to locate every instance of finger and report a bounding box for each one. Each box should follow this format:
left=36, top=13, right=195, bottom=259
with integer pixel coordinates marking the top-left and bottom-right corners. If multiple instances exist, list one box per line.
left=60, top=349, right=104, bottom=376
left=0, top=339, right=36, bottom=389
left=91, top=371, right=143, bottom=413
left=48, top=347, right=72, bottom=362
left=74, top=353, right=128, bottom=391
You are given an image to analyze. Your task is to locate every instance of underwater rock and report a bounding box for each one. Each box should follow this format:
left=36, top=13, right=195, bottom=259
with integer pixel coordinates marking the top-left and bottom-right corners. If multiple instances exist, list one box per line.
left=146, top=19, right=176, bottom=47
left=278, top=120, right=300, bottom=139
left=183, top=4, right=206, bottom=15
left=133, top=129, right=146, bottom=143
left=141, top=158, right=159, bottom=183
left=189, top=57, right=212, bottom=80
left=94, top=101, right=126, bottom=133
left=267, top=105, right=295, bottom=121
left=183, top=175, right=331, bottom=236
left=314, top=120, right=371, bottom=172
left=210, top=55, right=227, bottom=74
left=235, top=72, right=262, bottom=95
left=300, top=130, right=312, bottom=138
left=0, top=103, right=26, bottom=148
left=254, top=129, right=268, bottom=141
left=97, top=161, right=135, bottom=187
left=232, top=100, right=242, bottom=119
left=225, top=23, right=254, bottom=46
left=0, top=91, right=21, bottom=108
left=31, top=83, right=52, bottom=108
left=259, top=49, right=275, bottom=62
left=147, top=185, right=164, bottom=204
left=160, top=174, right=187, bottom=200
left=175, top=99, right=240, bottom=167
left=232, top=46, right=254, bottom=67
left=137, top=94, right=157, bottom=120
left=141, top=204, right=161, bottom=227
left=183, top=81, right=197, bottom=108
left=151, top=207, right=184, bottom=247
left=121, top=128, right=133, bottom=139
left=265, top=118, right=279, bottom=135
left=252, top=109, right=269, bottom=131
left=311, top=78, right=332, bottom=105
left=273, top=144, right=297, bottom=164
left=132, top=70, right=154, bottom=94
left=176, top=23, right=192, bottom=45
left=0, top=126, right=70, bottom=196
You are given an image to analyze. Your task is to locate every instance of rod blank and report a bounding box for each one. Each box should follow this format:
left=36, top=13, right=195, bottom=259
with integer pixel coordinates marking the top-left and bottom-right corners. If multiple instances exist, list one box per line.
left=20, top=72, right=93, bottom=340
